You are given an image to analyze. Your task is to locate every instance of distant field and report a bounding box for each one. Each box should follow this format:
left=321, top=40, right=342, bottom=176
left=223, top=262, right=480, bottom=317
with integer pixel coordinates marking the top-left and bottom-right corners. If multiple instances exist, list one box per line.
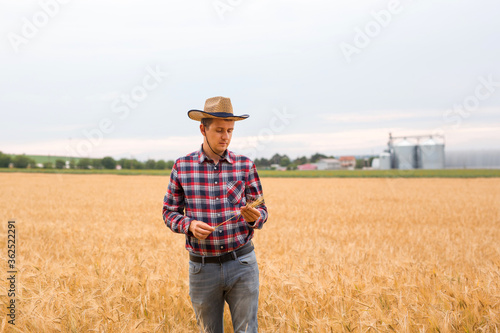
left=1, top=174, right=498, bottom=332
left=1, top=167, right=500, bottom=178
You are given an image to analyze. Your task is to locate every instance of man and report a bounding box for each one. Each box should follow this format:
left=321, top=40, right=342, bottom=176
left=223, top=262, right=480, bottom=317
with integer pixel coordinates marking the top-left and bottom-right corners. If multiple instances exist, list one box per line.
left=162, top=96, right=268, bottom=333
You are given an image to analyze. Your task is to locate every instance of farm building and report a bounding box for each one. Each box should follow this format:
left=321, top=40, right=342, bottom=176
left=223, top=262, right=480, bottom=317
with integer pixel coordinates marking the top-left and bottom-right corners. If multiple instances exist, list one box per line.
left=270, top=163, right=287, bottom=171
left=445, top=150, right=500, bottom=169
left=339, top=156, right=356, bottom=170
left=297, top=163, right=318, bottom=170
left=315, top=158, right=341, bottom=170
left=375, top=133, right=446, bottom=170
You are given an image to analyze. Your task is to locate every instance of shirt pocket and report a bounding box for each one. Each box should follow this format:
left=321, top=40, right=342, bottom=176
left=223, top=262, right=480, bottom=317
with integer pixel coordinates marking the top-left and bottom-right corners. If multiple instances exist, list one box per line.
left=226, top=180, right=246, bottom=206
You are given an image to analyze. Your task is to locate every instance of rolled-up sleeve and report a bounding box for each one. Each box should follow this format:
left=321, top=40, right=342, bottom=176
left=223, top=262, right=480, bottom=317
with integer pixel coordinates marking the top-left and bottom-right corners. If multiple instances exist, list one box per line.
left=162, top=162, right=193, bottom=234
left=245, top=163, right=268, bottom=229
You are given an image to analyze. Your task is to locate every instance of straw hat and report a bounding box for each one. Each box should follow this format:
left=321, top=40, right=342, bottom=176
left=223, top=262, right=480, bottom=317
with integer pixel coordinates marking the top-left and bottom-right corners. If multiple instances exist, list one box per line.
left=187, top=96, right=249, bottom=121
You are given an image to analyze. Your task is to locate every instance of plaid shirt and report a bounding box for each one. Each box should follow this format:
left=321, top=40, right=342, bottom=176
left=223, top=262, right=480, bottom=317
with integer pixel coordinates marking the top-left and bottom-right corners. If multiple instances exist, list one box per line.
left=162, top=145, right=268, bottom=256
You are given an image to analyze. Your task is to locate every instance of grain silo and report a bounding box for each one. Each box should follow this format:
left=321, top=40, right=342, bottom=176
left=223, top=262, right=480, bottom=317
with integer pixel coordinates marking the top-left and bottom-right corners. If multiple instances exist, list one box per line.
left=383, top=133, right=445, bottom=170
left=379, top=152, right=391, bottom=170
left=394, top=139, right=417, bottom=170
left=419, top=138, right=445, bottom=169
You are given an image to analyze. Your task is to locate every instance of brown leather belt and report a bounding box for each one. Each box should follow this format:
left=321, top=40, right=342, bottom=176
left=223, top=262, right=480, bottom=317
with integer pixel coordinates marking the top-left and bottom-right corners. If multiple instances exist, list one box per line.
left=189, top=242, right=254, bottom=264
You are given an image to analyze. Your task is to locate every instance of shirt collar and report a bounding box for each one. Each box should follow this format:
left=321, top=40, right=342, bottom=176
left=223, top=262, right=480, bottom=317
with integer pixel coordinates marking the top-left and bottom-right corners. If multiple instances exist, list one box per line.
left=198, top=144, right=234, bottom=164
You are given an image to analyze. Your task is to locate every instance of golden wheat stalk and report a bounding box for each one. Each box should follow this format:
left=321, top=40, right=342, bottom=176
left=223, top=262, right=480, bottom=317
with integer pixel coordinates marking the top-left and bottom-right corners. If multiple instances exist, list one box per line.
left=213, top=196, right=265, bottom=230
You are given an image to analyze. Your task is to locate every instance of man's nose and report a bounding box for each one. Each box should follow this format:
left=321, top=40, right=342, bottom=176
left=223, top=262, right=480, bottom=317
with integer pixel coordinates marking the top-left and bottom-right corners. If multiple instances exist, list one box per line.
left=222, top=131, right=229, bottom=139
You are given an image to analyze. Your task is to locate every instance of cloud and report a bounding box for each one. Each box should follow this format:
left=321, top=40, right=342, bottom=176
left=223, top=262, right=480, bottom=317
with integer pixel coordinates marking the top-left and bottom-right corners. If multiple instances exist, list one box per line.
left=1, top=136, right=201, bottom=160
left=3, top=123, right=499, bottom=160
left=85, top=91, right=121, bottom=102
left=319, top=112, right=424, bottom=123
left=233, top=124, right=500, bottom=157
left=2, top=1, right=500, bottom=161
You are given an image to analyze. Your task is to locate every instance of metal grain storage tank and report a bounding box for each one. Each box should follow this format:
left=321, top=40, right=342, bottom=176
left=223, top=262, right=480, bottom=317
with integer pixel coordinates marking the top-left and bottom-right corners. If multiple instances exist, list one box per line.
left=420, top=138, right=445, bottom=169
left=379, top=152, right=391, bottom=170
left=394, top=139, right=416, bottom=169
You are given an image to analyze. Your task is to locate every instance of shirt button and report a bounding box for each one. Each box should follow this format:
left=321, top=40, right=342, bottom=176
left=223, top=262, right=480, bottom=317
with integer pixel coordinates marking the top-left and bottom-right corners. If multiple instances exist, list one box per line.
left=216, top=197, right=219, bottom=200
left=219, top=230, right=222, bottom=233
left=215, top=181, right=218, bottom=184
left=220, top=246, right=224, bottom=249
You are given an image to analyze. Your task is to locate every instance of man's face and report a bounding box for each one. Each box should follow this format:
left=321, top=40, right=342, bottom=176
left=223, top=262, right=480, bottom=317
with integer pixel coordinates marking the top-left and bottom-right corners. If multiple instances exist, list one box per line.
left=202, top=119, right=235, bottom=154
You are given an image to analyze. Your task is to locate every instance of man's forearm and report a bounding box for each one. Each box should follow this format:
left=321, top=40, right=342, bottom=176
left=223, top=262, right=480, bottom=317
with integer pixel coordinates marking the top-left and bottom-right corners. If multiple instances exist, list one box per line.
left=163, top=209, right=193, bottom=234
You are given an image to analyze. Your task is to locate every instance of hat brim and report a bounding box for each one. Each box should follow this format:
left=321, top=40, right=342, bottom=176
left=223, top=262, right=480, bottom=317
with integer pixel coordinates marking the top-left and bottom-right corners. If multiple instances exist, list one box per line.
left=188, top=110, right=249, bottom=121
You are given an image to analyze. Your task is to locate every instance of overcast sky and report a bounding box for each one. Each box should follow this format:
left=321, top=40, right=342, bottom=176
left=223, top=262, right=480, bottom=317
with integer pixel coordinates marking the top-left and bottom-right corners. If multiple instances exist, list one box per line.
left=1, top=0, right=499, bottom=161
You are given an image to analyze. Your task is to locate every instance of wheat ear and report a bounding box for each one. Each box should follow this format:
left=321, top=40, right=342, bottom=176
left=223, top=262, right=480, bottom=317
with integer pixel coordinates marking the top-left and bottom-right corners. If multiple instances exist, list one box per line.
left=213, top=196, right=265, bottom=230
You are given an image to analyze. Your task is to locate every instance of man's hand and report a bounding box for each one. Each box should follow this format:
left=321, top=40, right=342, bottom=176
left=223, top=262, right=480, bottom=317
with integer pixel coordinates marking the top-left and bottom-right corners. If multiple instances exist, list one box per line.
left=189, top=220, right=215, bottom=240
left=240, top=205, right=260, bottom=224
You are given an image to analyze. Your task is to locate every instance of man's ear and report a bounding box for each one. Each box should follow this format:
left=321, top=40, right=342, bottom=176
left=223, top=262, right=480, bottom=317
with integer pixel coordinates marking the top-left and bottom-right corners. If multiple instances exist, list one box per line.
left=200, top=124, right=205, bottom=136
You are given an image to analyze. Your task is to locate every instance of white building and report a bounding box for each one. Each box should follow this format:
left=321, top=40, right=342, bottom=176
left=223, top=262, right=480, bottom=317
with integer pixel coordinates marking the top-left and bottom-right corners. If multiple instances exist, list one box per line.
left=270, top=163, right=287, bottom=171
left=315, top=158, right=341, bottom=170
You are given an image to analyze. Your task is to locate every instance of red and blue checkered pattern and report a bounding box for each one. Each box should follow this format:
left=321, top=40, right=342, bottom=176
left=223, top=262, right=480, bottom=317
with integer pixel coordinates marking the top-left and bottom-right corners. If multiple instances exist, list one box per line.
left=163, top=146, right=268, bottom=256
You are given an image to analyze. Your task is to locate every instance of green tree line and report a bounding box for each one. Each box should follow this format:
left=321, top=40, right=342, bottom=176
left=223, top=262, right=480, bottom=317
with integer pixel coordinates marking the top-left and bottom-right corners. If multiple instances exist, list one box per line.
left=0, top=151, right=175, bottom=170
left=255, top=153, right=336, bottom=170
left=1, top=151, right=374, bottom=170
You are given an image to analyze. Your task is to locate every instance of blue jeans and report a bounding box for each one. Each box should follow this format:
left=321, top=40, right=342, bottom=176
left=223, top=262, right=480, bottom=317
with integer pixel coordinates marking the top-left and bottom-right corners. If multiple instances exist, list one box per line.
left=189, top=250, right=260, bottom=333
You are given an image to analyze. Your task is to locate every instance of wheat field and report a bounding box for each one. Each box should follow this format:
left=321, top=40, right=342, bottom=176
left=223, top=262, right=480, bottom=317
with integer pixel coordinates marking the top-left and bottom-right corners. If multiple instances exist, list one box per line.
left=0, top=173, right=499, bottom=332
